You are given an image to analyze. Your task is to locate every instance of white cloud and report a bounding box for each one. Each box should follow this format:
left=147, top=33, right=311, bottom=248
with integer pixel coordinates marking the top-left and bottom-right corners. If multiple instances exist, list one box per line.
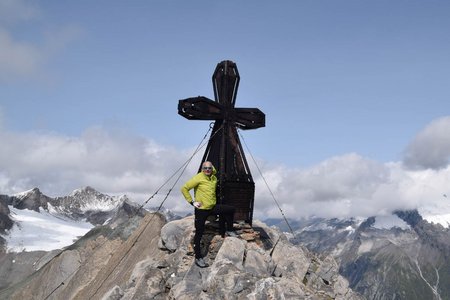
left=252, top=154, right=393, bottom=219
left=403, top=116, right=450, bottom=170
left=251, top=156, right=450, bottom=220
left=1, top=116, right=450, bottom=221
left=0, top=125, right=200, bottom=205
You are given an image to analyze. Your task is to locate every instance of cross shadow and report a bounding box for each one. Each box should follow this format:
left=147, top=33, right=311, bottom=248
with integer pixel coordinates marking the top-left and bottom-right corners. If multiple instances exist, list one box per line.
left=250, top=226, right=274, bottom=251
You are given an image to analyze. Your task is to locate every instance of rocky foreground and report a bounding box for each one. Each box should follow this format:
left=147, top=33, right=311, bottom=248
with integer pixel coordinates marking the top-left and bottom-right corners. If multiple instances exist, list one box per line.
left=0, top=212, right=363, bottom=299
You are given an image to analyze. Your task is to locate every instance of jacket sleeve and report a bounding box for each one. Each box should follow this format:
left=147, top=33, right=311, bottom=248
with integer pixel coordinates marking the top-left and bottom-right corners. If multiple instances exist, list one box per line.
left=181, top=175, right=199, bottom=204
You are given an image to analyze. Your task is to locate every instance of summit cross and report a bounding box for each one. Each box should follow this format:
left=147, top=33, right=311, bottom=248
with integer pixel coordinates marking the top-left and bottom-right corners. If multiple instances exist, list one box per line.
left=178, top=60, right=265, bottom=224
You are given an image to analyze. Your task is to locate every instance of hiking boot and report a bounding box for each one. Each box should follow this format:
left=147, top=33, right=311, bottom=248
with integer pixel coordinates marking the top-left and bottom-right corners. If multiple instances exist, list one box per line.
left=195, top=257, right=209, bottom=268
left=225, top=231, right=238, bottom=238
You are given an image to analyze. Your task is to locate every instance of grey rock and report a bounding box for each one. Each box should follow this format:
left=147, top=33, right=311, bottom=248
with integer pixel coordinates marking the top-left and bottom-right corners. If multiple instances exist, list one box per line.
left=243, top=243, right=272, bottom=277
left=169, top=279, right=204, bottom=299
left=271, top=239, right=310, bottom=283
left=0, top=198, right=13, bottom=235
left=102, top=285, right=124, bottom=300
left=247, top=277, right=303, bottom=300
left=159, top=216, right=194, bottom=252
left=251, top=219, right=281, bottom=251
left=127, top=267, right=165, bottom=299
left=246, top=277, right=281, bottom=300
left=0, top=249, right=61, bottom=290
left=210, top=237, right=246, bottom=270
left=304, top=255, right=352, bottom=299
left=9, top=188, right=51, bottom=212
left=202, top=237, right=247, bottom=296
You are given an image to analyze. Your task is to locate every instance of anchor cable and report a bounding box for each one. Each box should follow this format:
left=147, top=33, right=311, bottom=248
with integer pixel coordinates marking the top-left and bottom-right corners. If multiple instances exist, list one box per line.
left=237, top=130, right=295, bottom=236
left=137, top=122, right=218, bottom=211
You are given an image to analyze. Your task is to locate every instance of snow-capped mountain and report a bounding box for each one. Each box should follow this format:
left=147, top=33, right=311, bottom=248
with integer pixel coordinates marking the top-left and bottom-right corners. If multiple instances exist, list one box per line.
left=48, top=186, right=128, bottom=225
left=52, top=186, right=123, bottom=213
left=0, top=187, right=151, bottom=291
left=268, top=210, right=450, bottom=300
left=0, top=187, right=144, bottom=253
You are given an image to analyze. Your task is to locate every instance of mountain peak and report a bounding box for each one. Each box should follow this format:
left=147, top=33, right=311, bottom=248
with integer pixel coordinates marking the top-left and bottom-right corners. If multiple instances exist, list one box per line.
left=394, top=209, right=423, bottom=227
left=63, top=187, right=123, bottom=210
left=69, top=186, right=100, bottom=197
left=10, top=187, right=50, bottom=212
left=12, top=187, right=42, bottom=199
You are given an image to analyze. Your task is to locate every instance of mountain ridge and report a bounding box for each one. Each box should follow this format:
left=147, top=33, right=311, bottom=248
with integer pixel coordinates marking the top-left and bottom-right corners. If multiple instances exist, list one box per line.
left=0, top=187, right=363, bottom=299
left=285, top=210, right=450, bottom=299
left=0, top=187, right=148, bottom=292
left=2, top=187, right=450, bottom=299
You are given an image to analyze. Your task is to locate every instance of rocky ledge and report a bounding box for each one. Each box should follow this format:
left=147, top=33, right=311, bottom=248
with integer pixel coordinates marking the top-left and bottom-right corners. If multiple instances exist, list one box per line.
left=116, top=216, right=363, bottom=299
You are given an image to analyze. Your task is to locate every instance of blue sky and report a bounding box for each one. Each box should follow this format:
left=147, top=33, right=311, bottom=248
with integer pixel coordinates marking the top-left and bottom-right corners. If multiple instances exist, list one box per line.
left=1, top=1, right=450, bottom=221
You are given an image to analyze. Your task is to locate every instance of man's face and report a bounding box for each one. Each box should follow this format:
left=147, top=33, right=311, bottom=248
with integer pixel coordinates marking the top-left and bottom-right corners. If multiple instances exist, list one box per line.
left=202, top=162, right=213, bottom=176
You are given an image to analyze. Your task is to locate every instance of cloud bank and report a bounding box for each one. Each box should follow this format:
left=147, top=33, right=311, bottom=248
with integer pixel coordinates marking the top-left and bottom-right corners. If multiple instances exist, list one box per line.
left=252, top=155, right=450, bottom=219
left=0, top=122, right=200, bottom=210
left=1, top=113, right=450, bottom=220
left=403, top=116, right=450, bottom=170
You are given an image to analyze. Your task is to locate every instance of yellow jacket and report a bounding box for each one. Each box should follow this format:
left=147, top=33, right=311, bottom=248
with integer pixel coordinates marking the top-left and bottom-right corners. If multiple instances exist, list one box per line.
left=181, top=168, right=217, bottom=210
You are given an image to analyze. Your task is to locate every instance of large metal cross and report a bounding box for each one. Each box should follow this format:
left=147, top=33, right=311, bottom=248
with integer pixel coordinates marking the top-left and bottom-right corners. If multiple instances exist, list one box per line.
left=178, top=60, right=265, bottom=224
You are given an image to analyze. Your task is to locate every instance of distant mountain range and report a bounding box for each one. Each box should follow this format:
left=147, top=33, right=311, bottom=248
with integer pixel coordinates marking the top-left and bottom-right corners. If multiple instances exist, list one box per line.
left=2, top=187, right=450, bottom=299
left=0, top=186, right=146, bottom=252
left=268, top=211, right=450, bottom=300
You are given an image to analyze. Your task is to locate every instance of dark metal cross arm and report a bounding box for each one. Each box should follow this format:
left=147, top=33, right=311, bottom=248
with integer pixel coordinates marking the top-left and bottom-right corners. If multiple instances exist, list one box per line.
left=178, top=96, right=222, bottom=120
left=178, top=96, right=265, bottom=129
left=234, top=108, right=265, bottom=130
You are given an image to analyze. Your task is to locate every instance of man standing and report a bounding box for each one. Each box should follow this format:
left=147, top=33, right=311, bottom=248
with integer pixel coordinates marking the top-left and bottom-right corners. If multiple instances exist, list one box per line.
left=181, top=161, right=237, bottom=268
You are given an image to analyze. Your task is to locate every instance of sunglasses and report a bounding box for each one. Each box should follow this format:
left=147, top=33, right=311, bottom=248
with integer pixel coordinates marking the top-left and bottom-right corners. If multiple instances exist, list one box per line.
left=202, top=167, right=213, bottom=170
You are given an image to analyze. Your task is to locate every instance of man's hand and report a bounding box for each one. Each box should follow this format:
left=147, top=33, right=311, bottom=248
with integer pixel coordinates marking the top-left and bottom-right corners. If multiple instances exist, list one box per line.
left=193, top=201, right=202, bottom=208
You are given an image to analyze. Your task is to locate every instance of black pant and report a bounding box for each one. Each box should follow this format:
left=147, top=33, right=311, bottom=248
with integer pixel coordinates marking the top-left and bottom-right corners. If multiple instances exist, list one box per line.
left=194, top=204, right=235, bottom=259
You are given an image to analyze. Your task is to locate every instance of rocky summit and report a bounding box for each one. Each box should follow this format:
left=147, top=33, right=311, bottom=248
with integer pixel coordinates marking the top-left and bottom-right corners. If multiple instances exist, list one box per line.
left=0, top=211, right=362, bottom=300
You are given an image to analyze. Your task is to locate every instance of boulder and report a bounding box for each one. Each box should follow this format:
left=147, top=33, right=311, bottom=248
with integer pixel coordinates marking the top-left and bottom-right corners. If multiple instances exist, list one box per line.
left=244, top=242, right=273, bottom=277
left=159, top=216, right=194, bottom=252
left=271, top=238, right=310, bottom=284
left=101, top=286, right=123, bottom=300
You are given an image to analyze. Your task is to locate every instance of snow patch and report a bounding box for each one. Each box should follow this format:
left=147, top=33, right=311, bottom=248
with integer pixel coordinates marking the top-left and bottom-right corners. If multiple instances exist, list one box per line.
left=5, top=206, right=93, bottom=252
left=358, top=240, right=374, bottom=254
left=303, top=222, right=332, bottom=232
left=12, top=188, right=38, bottom=198
left=331, top=242, right=348, bottom=256
left=418, top=203, right=450, bottom=228
left=419, top=204, right=450, bottom=228
left=344, top=225, right=356, bottom=235
left=373, top=215, right=411, bottom=230
left=421, top=213, right=450, bottom=228
left=78, top=198, right=120, bottom=212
